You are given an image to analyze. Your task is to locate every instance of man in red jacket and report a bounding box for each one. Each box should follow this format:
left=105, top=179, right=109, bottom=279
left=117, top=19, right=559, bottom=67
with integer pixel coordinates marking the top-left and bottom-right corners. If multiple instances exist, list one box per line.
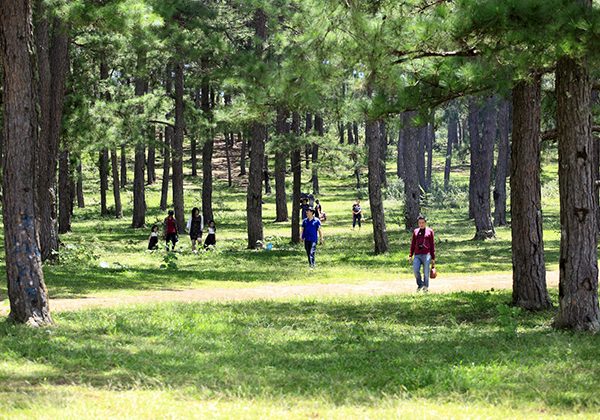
left=408, top=215, right=435, bottom=292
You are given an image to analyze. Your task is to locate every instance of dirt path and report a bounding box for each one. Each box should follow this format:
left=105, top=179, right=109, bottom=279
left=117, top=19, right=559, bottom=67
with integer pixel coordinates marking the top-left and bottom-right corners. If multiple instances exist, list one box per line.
left=15, top=271, right=558, bottom=313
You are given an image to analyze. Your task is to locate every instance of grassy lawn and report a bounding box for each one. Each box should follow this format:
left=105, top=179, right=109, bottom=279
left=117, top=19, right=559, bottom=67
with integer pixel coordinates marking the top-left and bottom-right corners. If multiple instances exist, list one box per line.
left=2, top=291, right=600, bottom=418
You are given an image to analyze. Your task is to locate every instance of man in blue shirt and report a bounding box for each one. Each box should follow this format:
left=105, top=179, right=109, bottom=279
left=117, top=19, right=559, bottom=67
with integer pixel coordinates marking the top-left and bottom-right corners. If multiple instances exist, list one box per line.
left=301, top=207, right=323, bottom=268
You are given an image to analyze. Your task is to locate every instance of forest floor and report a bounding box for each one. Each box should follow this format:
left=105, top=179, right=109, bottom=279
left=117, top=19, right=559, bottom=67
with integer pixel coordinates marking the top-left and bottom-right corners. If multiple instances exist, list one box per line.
left=10, top=271, right=560, bottom=314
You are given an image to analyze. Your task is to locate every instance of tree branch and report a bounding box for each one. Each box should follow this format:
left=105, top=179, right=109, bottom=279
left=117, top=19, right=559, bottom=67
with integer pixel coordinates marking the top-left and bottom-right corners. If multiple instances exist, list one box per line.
left=391, top=47, right=480, bottom=64
left=542, top=126, right=600, bottom=142
left=148, top=120, right=175, bottom=129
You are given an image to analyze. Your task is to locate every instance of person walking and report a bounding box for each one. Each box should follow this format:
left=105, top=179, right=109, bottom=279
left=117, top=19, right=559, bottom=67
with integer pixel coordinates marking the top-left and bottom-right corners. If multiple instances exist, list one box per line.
left=301, top=207, right=323, bottom=268
left=352, top=199, right=362, bottom=230
left=186, top=207, right=204, bottom=254
left=164, top=210, right=179, bottom=252
left=204, top=220, right=217, bottom=249
left=408, top=215, right=436, bottom=292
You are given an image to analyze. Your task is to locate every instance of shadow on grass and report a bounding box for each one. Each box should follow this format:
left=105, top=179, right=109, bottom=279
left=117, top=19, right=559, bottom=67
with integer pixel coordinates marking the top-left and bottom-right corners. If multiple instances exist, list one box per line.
left=1, top=291, right=599, bottom=410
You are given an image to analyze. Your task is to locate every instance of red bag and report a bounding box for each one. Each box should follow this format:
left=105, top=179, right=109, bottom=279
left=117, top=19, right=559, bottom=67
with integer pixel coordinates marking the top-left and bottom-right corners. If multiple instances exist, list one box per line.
left=430, top=267, right=437, bottom=279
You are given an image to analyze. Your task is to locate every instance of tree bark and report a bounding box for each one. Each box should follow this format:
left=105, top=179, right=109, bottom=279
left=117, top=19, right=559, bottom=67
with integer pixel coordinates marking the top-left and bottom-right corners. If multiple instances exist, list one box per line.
left=202, top=136, right=214, bottom=223
left=467, top=101, right=479, bottom=220
left=426, top=118, right=434, bottom=192
left=172, top=60, right=185, bottom=232
left=35, top=12, right=68, bottom=261
left=99, top=149, right=109, bottom=215
left=367, top=118, right=389, bottom=254
left=417, top=124, right=427, bottom=192
left=403, top=111, right=421, bottom=230
left=58, top=148, right=71, bottom=233
left=76, top=160, right=84, bottom=208
left=493, top=99, right=510, bottom=226
left=510, top=77, right=551, bottom=311
left=353, top=121, right=360, bottom=144
left=191, top=136, right=198, bottom=177
left=554, top=31, right=600, bottom=331
left=225, top=133, right=233, bottom=187
left=305, top=112, right=312, bottom=169
left=1, top=0, right=52, bottom=325
left=291, top=112, right=302, bottom=243
left=338, top=121, right=345, bottom=144
left=347, top=122, right=354, bottom=145
left=264, top=155, right=272, bottom=195
left=275, top=108, right=289, bottom=222
left=160, top=126, right=171, bottom=211
left=120, top=144, right=127, bottom=188
left=132, top=51, right=147, bottom=228
left=379, top=120, right=388, bottom=188
left=248, top=121, right=266, bottom=248
left=147, top=131, right=156, bottom=185
left=471, top=96, right=497, bottom=240
left=239, top=132, right=247, bottom=176
left=111, top=149, right=122, bottom=218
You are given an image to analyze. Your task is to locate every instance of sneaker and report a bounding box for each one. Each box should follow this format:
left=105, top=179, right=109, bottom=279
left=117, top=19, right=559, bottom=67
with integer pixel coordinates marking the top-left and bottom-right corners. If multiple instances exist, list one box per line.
left=422, top=286, right=429, bottom=293
left=416, top=287, right=423, bottom=293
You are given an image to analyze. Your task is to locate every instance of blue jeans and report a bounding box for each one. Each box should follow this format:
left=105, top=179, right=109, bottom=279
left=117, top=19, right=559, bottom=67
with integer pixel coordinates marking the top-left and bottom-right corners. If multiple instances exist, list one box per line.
left=304, top=241, right=317, bottom=267
left=413, top=253, right=431, bottom=288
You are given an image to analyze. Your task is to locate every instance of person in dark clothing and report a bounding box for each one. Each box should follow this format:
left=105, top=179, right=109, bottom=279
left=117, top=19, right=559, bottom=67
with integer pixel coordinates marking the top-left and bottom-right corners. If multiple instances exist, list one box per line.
left=301, top=207, right=323, bottom=268
left=408, top=215, right=436, bottom=292
left=186, top=207, right=204, bottom=254
left=164, top=210, right=179, bottom=252
left=352, top=199, right=362, bottom=229
left=148, top=225, right=159, bottom=250
left=204, top=220, right=216, bottom=249
left=315, top=199, right=325, bottom=221
left=301, top=197, right=310, bottom=220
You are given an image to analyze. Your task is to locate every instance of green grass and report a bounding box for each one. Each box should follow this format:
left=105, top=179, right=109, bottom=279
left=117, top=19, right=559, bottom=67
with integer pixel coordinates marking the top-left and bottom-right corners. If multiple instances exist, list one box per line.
left=0, top=151, right=562, bottom=299
left=2, top=291, right=600, bottom=418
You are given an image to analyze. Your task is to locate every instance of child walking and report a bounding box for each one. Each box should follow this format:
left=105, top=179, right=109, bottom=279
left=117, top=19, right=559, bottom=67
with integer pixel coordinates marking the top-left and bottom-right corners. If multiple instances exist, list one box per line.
left=186, top=207, right=204, bottom=253
left=204, top=220, right=216, bottom=249
left=148, top=225, right=159, bottom=250
left=164, top=210, right=179, bottom=252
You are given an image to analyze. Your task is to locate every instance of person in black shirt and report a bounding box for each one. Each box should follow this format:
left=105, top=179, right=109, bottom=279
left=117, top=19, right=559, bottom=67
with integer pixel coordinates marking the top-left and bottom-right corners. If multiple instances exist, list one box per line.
left=352, top=199, right=362, bottom=230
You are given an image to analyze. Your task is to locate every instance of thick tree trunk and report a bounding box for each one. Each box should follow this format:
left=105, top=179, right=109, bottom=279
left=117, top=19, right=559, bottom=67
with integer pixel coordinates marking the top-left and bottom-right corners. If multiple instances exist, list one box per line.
left=76, top=161, right=84, bottom=208
left=160, top=126, right=171, bottom=211
left=510, top=78, right=551, bottom=310
left=58, top=148, right=71, bottom=233
left=1, top=0, right=52, bottom=325
left=313, top=114, right=323, bottom=195
left=99, top=149, right=109, bottom=215
left=417, top=124, right=427, bottom=192
left=263, top=155, right=272, bottom=195
left=338, top=121, right=345, bottom=144
left=353, top=122, right=359, bottom=144
left=471, top=96, right=497, bottom=240
left=467, top=101, right=479, bottom=220
left=403, top=111, right=421, bottom=230
left=494, top=99, right=511, bottom=226
left=132, top=51, right=147, bottom=228
left=367, top=118, right=390, bottom=254
left=275, top=108, right=289, bottom=222
left=191, top=136, right=198, bottom=177
left=111, top=149, right=122, bottom=218
left=305, top=112, right=312, bottom=169
left=444, top=107, right=458, bottom=190
left=120, top=144, right=127, bottom=188
left=554, top=40, right=600, bottom=331
left=291, top=112, right=302, bottom=243
left=347, top=122, right=354, bottom=145
left=172, top=61, right=185, bottom=232
left=35, top=13, right=68, bottom=261
left=248, top=122, right=266, bottom=248
left=226, top=133, right=233, bottom=187
left=397, top=120, right=405, bottom=180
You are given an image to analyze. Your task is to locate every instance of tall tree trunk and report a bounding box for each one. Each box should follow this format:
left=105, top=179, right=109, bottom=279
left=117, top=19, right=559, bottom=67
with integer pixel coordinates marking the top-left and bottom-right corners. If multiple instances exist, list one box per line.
left=305, top=112, right=312, bottom=170
left=338, top=121, right=345, bottom=144
left=160, top=126, right=171, bottom=211
left=313, top=114, right=323, bottom=195
left=291, top=112, right=302, bottom=243
left=353, top=121, right=359, bottom=144
left=554, top=27, right=600, bottom=331
left=132, top=51, right=147, bottom=228
left=1, top=0, right=52, bottom=325
left=264, top=155, right=272, bottom=195
left=58, top=148, right=71, bottom=233
left=417, top=124, right=427, bottom=192
left=172, top=60, right=185, bottom=232
left=202, top=136, right=214, bottom=223
left=367, top=118, right=389, bottom=254
left=226, top=133, right=233, bottom=187
left=471, top=96, right=497, bottom=240
left=510, top=76, right=551, bottom=310
left=99, top=149, right=109, bottom=215
left=403, top=111, right=421, bottom=230
left=467, top=101, right=479, bottom=219
left=444, top=107, right=458, bottom=190
left=35, top=13, right=68, bottom=261
left=191, top=136, right=198, bottom=177
left=239, top=132, right=247, bottom=176
left=76, top=160, right=84, bottom=208
left=494, top=99, right=510, bottom=226
left=347, top=122, right=354, bottom=145
left=111, top=149, right=122, bottom=218
left=147, top=131, right=156, bottom=185
left=120, top=144, right=127, bottom=188
left=275, top=108, right=289, bottom=222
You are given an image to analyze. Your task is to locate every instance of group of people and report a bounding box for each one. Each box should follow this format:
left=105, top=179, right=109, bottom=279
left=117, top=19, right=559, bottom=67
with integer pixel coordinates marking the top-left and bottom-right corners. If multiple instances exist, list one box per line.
left=148, top=208, right=216, bottom=253
left=147, top=197, right=436, bottom=293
